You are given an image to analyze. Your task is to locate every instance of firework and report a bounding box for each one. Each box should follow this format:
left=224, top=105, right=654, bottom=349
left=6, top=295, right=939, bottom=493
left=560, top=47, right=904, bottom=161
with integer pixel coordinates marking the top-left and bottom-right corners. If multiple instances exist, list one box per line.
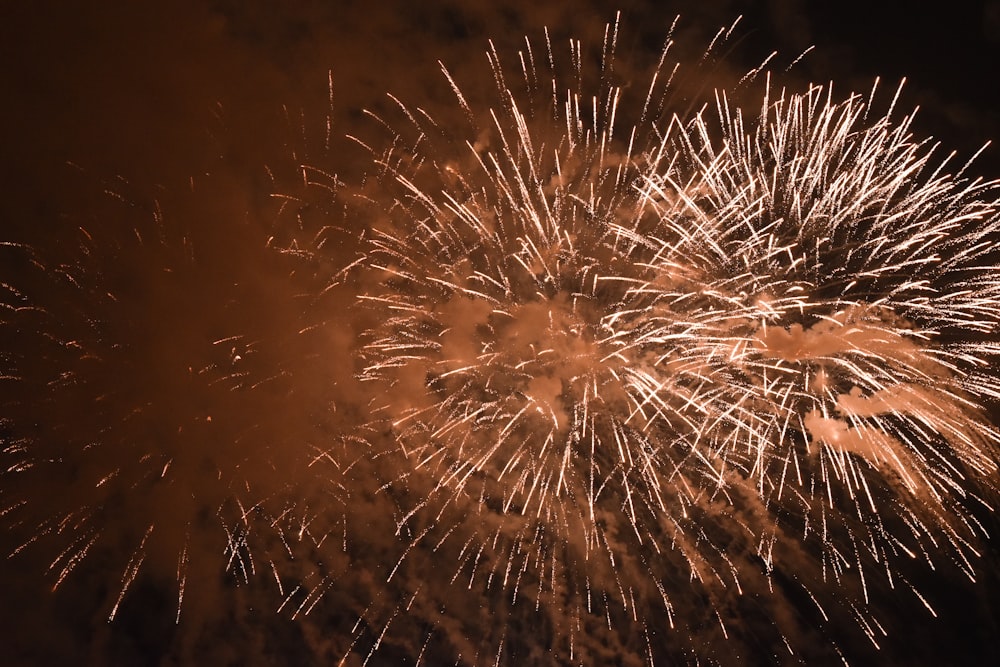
left=0, top=161, right=363, bottom=641
left=351, top=15, right=1000, bottom=664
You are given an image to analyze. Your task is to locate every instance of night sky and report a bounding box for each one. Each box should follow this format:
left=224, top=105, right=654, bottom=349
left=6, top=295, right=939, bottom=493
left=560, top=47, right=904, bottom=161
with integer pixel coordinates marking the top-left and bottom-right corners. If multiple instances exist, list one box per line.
left=2, top=2, right=999, bottom=665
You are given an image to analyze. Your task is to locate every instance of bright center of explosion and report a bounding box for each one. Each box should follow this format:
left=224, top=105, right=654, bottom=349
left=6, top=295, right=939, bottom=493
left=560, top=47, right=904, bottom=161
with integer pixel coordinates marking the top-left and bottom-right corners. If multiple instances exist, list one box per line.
left=437, top=292, right=607, bottom=434
left=363, top=183, right=666, bottom=520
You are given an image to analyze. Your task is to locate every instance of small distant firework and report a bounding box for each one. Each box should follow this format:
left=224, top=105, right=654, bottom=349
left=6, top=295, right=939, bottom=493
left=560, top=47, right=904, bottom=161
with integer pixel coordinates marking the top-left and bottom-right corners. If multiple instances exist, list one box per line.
left=353, top=15, right=1000, bottom=663
left=0, top=165, right=359, bottom=628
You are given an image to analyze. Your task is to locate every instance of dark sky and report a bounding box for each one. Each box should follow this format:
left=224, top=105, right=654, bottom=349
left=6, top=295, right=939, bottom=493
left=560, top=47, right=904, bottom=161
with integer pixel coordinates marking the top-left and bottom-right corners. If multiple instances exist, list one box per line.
left=1, top=2, right=999, bottom=665
left=2, top=1, right=998, bottom=212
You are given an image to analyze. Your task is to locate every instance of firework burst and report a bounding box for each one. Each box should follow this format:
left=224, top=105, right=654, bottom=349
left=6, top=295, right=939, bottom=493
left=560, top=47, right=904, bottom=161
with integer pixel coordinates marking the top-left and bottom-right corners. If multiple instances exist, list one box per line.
left=649, top=78, right=1000, bottom=571
left=351, top=15, right=1000, bottom=663
left=0, top=163, right=362, bottom=634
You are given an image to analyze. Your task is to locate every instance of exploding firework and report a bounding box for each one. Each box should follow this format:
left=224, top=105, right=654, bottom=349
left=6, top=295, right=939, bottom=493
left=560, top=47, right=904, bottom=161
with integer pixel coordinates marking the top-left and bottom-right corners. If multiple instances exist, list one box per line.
left=0, top=160, right=365, bottom=645
left=351, top=15, right=1000, bottom=664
